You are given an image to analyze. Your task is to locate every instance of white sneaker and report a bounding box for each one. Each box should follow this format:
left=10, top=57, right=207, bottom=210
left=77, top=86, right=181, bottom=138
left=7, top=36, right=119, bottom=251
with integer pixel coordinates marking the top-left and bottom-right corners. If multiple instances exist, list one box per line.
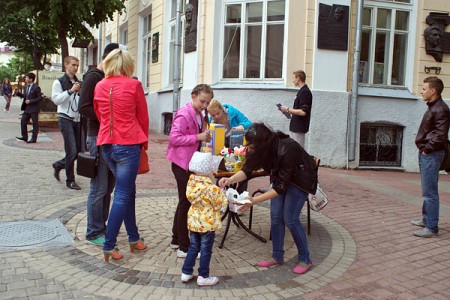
left=181, top=273, right=193, bottom=283
left=197, top=276, right=219, bottom=286
left=177, top=249, right=200, bottom=259
left=170, top=243, right=179, bottom=249
left=177, top=249, right=188, bottom=258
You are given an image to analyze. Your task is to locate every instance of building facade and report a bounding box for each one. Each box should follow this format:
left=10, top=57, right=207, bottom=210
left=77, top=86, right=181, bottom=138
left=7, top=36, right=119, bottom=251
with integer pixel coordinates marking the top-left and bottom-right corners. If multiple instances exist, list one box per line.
left=92, top=0, right=450, bottom=172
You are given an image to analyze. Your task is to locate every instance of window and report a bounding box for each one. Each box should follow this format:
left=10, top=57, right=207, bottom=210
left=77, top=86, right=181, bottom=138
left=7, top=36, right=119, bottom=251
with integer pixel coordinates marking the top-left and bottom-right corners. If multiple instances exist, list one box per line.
left=360, top=123, right=403, bottom=167
left=142, top=14, right=152, bottom=87
left=222, top=0, right=285, bottom=80
left=105, top=35, right=111, bottom=47
left=168, top=0, right=185, bottom=85
left=120, top=25, right=128, bottom=46
left=359, top=2, right=411, bottom=86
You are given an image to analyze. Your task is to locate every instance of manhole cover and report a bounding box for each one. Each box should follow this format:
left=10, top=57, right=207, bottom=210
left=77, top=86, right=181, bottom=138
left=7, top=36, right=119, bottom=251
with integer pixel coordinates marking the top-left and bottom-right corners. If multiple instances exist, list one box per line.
left=0, top=223, right=59, bottom=247
left=0, top=219, right=75, bottom=250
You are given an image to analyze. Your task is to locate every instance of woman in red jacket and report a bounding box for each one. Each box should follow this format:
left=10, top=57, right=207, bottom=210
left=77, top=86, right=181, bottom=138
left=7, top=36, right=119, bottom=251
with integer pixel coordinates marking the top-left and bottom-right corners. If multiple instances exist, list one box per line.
left=94, top=49, right=149, bottom=261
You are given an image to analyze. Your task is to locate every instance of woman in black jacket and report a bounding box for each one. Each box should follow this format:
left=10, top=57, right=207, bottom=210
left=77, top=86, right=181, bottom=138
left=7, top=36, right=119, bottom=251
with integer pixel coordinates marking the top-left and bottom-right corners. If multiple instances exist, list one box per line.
left=219, top=123, right=317, bottom=275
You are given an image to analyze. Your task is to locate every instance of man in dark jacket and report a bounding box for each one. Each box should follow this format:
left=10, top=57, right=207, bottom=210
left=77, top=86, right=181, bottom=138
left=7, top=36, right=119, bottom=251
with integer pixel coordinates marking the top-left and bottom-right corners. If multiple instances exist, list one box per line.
left=412, top=76, right=450, bottom=238
left=280, top=70, right=312, bottom=148
left=78, top=43, right=125, bottom=245
left=15, top=73, right=42, bottom=143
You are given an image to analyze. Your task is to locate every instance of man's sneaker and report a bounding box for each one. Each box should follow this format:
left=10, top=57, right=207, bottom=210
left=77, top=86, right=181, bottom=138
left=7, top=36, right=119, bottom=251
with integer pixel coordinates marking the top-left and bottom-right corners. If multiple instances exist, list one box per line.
left=170, top=243, right=179, bottom=249
left=411, top=219, right=425, bottom=227
left=177, top=249, right=200, bottom=259
left=86, top=236, right=105, bottom=246
left=413, top=227, right=437, bottom=238
left=197, top=276, right=219, bottom=286
left=181, top=273, right=194, bottom=283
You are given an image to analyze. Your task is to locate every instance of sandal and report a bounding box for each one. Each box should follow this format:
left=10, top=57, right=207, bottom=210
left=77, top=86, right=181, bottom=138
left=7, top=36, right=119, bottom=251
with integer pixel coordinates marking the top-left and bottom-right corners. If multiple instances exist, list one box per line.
left=103, top=247, right=123, bottom=262
left=130, top=238, right=147, bottom=252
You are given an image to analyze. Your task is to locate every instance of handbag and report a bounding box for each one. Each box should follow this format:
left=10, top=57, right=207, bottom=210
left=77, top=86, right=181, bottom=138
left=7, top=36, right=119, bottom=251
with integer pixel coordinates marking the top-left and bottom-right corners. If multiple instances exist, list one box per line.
left=77, top=152, right=98, bottom=178
left=308, top=183, right=328, bottom=211
left=439, top=140, right=450, bottom=171
left=138, top=145, right=150, bottom=174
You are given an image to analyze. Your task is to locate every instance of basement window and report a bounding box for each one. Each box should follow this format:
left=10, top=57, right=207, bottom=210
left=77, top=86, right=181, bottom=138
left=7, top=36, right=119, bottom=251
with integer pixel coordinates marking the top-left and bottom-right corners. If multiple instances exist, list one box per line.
left=359, top=123, right=403, bottom=167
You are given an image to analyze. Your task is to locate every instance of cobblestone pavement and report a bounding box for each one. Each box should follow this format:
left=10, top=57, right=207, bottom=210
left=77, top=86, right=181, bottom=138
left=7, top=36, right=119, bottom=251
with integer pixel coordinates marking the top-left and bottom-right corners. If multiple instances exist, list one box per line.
left=1, top=99, right=450, bottom=299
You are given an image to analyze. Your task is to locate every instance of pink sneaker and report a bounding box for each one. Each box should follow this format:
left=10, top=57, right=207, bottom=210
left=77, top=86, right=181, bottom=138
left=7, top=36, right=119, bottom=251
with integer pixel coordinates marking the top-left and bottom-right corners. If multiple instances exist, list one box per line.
left=257, top=260, right=283, bottom=268
left=293, top=263, right=313, bottom=274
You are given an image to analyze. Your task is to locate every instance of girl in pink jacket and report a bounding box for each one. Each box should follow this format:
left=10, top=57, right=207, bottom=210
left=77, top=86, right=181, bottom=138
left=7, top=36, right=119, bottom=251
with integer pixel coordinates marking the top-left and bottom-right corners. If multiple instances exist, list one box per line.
left=166, top=84, right=213, bottom=258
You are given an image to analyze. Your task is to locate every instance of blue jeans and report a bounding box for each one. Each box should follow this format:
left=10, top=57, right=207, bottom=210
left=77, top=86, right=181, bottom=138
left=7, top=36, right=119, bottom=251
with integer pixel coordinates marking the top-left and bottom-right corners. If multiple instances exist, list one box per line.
left=102, top=144, right=141, bottom=251
left=270, top=185, right=312, bottom=265
left=182, top=231, right=215, bottom=278
left=419, top=150, right=444, bottom=233
left=85, top=136, right=115, bottom=240
left=54, top=117, right=81, bottom=183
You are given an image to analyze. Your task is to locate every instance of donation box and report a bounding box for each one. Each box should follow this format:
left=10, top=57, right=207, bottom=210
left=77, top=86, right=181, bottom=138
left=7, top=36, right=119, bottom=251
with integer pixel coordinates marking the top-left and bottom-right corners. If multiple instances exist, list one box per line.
left=201, top=124, right=225, bottom=155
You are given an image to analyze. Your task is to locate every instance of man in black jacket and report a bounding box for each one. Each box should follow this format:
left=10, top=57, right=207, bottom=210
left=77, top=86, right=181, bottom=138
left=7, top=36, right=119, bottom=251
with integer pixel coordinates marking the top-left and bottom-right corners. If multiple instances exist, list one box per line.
left=15, top=73, right=42, bottom=143
left=78, top=43, right=125, bottom=245
left=280, top=70, right=312, bottom=148
left=412, top=76, right=449, bottom=238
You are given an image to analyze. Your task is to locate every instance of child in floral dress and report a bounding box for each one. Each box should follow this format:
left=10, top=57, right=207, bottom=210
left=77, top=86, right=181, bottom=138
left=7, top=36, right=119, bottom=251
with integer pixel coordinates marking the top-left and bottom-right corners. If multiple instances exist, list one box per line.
left=181, top=152, right=228, bottom=286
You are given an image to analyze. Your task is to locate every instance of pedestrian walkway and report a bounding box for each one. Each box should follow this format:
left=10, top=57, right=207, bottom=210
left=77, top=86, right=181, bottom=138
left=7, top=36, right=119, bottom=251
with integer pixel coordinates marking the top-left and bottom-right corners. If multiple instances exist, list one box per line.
left=0, top=99, right=449, bottom=299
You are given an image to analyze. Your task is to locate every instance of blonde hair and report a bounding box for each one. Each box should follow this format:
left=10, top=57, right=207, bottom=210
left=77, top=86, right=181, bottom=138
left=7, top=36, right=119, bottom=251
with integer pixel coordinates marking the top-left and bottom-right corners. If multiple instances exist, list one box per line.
left=64, top=56, right=79, bottom=65
left=103, top=49, right=135, bottom=78
left=207, top=99, right=224, bottom=113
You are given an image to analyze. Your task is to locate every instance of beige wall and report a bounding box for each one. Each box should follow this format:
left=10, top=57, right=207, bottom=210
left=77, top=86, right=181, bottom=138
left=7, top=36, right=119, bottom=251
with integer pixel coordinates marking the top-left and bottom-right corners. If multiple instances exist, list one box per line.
left=149, top=1, right=164, bottom=92
left=416, top=0, right=450, bottom=99
left=97, top=0, right=450, bottom=97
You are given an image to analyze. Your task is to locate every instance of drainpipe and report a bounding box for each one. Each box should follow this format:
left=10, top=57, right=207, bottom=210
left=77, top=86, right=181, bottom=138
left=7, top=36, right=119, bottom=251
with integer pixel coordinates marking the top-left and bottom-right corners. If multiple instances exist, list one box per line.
left=348, top=0, right=364, bottom=163
left=172, top=0, right=183, bottom=114
left=98, top=24, right=103, bottom=65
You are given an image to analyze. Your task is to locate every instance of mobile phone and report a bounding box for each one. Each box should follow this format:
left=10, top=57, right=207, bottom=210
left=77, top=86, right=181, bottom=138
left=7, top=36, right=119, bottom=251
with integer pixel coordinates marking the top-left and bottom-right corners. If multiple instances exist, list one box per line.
left=276, top=103, right=291, bottom=119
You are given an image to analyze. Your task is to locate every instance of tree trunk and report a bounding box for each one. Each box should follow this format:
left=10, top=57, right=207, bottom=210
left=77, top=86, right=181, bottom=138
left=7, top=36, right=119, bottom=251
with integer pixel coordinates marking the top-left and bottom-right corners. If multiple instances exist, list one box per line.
left=58, top=29, right=69, bottom=72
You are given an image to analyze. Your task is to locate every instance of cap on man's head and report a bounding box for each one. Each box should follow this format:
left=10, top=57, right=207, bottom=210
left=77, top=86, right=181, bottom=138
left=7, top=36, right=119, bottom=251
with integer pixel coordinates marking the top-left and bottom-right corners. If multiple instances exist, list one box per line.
left=102, top=43, right=128, bottom=59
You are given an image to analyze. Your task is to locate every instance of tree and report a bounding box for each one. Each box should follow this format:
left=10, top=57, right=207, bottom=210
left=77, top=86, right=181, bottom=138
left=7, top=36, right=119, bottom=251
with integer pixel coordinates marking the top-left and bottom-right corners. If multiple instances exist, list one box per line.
left=0, top=52, right=34, bottom=84
left=0, top=0, right=126, bottom=71
left=48, top=0, right=126, bottom=70
left=0, top=3, right=59, bottom=70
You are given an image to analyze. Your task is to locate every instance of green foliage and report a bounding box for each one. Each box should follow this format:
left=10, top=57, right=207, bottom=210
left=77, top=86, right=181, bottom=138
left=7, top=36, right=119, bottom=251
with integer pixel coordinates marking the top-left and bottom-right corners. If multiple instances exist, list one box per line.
left=0, top=0, right=126, bottom=70
left=0, top=52, right=35, bottom=83
left=0, top=65, right=15, bottom=83
left=0, top=1, right=59, bottom=69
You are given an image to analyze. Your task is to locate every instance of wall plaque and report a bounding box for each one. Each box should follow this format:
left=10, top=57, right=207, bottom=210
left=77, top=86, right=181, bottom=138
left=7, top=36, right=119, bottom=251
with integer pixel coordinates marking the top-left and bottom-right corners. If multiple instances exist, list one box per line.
left=184, top=0, right=198, bottom=53
left=317, top=3, right=349, bottom=51
left=152, top=32, right=159, bottom=63
left=424, top=12, right=450, bottom=62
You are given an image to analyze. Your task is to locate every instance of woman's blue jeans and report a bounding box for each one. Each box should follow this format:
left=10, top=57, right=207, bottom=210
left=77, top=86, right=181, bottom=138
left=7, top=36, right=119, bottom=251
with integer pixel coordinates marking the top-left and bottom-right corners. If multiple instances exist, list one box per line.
left=419, top=150, right=444, bottom=233
left=182, top=231, right=215, bottom=278
left=102, top=144, right=141, bottom=251
left=270, top=185, right=312, bottom=265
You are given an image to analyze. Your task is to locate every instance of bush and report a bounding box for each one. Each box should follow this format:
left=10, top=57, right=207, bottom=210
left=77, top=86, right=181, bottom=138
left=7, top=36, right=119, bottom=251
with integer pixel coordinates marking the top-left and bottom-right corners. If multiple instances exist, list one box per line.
left=40, top=96, right=57, bottom=112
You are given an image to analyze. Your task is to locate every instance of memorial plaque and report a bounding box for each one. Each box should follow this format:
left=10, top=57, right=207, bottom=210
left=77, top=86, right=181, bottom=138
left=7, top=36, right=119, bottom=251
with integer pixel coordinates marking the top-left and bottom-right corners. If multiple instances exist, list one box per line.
left=317, top=3, right=349, bottom=51
left=152, top=32, right=159, bottom=63
left=184, top=0, right=198, bottom=53
left=424, top=12, right=450, bottom=62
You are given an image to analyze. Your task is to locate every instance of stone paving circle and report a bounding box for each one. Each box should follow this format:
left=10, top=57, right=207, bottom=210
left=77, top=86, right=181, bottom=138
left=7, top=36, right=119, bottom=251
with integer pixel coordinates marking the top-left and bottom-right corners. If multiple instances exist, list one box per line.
left=19, top=189, right=356, bottom=298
